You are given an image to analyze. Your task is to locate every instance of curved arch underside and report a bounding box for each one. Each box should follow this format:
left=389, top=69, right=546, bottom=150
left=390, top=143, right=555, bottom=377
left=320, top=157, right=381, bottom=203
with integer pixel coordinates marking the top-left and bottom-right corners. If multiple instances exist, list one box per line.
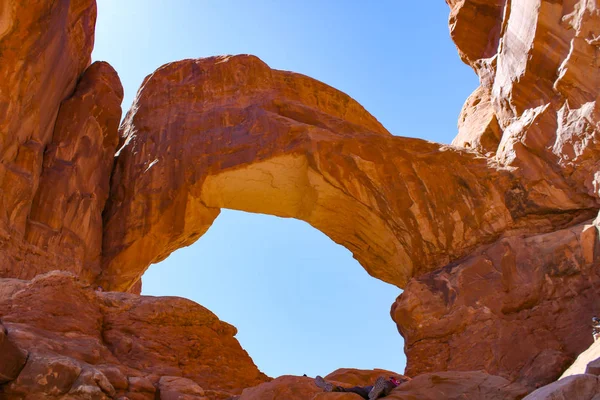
left=99, top=55, right=589, bottom=292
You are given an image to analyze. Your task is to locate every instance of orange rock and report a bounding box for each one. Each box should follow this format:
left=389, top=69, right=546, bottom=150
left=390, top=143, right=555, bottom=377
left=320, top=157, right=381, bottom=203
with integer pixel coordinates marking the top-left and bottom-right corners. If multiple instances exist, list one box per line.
left=449, top=0, right=600, bottom=209
left=0, top=0, right=124, bottom=283
left=392, top=215, right=600, bottom=389
left=238, top=375, right=321, bottom=400
left=522, top=375, right=600, bottom=400
left=452, top=86, right=501, bottom=154
left=0, top=272, right=268, bottom=398
left=0, top=0, right=98, bottom=275
left=26, top=61, right=123, bottom=283
left=239, top=371, right=526, bottom=400
left=101, top=54, right=571, bottom=293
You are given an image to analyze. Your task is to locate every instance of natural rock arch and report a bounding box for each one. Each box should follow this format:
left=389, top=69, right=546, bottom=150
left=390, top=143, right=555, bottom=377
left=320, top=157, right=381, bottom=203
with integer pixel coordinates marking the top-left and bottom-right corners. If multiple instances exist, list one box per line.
left=99, top=55, right=586, bottom=293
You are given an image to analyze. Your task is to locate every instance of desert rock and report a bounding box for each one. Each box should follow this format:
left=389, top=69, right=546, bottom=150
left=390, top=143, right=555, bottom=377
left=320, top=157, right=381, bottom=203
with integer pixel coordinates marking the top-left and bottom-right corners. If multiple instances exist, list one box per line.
left=99, top=54, right=591, bottom=294
left=0, top=272, right=268, bottom=399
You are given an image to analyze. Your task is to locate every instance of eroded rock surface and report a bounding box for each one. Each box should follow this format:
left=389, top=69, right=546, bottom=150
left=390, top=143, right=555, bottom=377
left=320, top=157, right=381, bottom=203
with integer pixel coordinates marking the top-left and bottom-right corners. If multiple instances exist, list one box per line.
left=238, top=371, right=527, bottom=400
left=0, top=0, right=123, bottom=282
left=393, top=214, right=600, bottom=388
left=99, top=54, right=594, bottom=294
left=1, top=0, right=600, bottom=397
left=388, top=0, right=600, bottom=388
left=449, top=0, right=600, bottom=206
left=0, top=272, right=268, bottom=399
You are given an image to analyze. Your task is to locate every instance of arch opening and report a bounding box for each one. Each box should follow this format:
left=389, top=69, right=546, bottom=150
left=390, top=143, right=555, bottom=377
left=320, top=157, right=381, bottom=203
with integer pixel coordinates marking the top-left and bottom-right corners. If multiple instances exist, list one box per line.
left=140, top=209, right=405, bottom=378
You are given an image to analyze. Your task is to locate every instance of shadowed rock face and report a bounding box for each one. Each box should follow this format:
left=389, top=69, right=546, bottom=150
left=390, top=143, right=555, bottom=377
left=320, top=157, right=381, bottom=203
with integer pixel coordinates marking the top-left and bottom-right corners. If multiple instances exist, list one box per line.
left=238, top=371, right=526, bottom=400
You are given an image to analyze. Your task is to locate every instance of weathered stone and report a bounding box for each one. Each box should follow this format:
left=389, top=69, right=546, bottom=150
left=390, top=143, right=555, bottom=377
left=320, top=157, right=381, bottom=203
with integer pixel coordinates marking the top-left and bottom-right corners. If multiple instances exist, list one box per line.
left=25, top=61, right=123, bottom=282
left=452, top=86, right=502, bottom=154
left=561, top=338, right=600, bottom=378
left=158, top=376, right=207, bottom=400
left=386, top=371, right=528, bottom=400
left=393, top=216, right=600, bottom=388
left=523, top=374, right=600, bottom=400
left=239, top=371, right=526, bottom=400
left=239, top=375, right=321, bottom=400
left=0, top=0, right=121, bottom=282
left=0, top=272, right=268, bottom=399
left=0, top=323, right=26, bottom=384
left=99, top=54, right=594, bottom=294
left=2, top=354, right=82, bottom=397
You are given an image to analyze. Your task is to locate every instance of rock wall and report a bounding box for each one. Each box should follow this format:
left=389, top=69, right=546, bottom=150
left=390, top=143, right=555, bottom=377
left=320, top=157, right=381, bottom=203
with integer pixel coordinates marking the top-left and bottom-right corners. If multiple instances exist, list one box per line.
left=393, top=214, right=600, bottom=388
left=0, top=0, right=123, bottom=281
left=392, top=0, right=600, bottom=388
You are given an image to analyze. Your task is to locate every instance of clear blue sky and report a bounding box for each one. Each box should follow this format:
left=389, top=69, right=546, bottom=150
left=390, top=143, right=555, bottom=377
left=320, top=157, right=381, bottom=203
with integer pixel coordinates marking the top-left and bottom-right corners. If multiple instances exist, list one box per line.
left=92, top=1, right=477, bottom=379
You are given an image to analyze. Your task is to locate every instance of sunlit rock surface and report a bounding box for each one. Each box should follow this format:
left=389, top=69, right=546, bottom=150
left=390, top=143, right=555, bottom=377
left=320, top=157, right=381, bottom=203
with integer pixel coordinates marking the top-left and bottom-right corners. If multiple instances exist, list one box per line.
left=0, top=0, right=599, bottom=398
left=99, top=53, right=538, bottom=293
left=0, top=0, right=123, bottom=282
left=0, top=272, right=268, bottom=399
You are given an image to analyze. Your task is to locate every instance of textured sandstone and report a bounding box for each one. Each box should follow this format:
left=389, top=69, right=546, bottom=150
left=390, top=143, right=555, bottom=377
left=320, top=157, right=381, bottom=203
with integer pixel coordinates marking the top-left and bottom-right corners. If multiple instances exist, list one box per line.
left=99, top=54, right=594, bottom=293
left=386, top=371, right=527, bottom=400
left=0, top=0, right=599, bottom=397
left=449, top=0, right=600, bottom=207
left=0, top=0, right=95, bottom=239
left=522, top=374, right=600, bottom=400
left=0, top=272, right=268, bottom=399
left=452, top=86, right=502, bottom=154
left=239, top=371, right=526, bottom=400
left=393, top=215, right=600, bottom=388
left=0, top=0, right=124, bottom=282
left=324, top=368, right=408, bottom=387
left=25, top=61, right=123, bottom=282
left=0, top=323, right=26, bottom=384
left=239, top=375, right=322, bottom=400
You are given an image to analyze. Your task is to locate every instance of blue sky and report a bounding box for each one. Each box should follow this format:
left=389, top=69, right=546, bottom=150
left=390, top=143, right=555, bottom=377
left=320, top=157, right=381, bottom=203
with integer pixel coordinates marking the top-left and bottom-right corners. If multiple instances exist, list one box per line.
left=92, top=1, right=478, bottom=378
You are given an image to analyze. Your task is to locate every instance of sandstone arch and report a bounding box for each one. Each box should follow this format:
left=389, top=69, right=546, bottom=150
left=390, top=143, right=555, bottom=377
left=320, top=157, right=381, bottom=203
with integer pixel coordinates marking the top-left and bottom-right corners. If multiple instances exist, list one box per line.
left=99, top=54, right=584, bottom=292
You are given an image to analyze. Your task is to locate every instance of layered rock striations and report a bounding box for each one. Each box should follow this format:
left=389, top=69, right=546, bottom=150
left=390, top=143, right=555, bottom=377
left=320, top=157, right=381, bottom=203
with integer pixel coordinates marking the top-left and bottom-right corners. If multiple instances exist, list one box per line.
left=0, top=0, right=600, bottom=398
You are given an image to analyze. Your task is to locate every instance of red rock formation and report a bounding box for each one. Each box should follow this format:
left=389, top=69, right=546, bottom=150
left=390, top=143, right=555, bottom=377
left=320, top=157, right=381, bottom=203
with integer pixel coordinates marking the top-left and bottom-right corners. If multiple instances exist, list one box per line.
left=1, top=0, right=599, bottom=397
left=390, top=0, right=600, bottom=388
left=0, top=272, right=268, bottom=399
left=324, top=368, right=408, bottom=387
left=99, top=54, right=595, bottom=294
left=523, top=375, right=600, bottom=400
left=0, top=322, right=26, bottom=384
left=239, top=371, right=526, bottom=400
left=449, top=0, right=600, bottom=207
left=561, top=337, right=600, bottom=378
left=392, top=214, right=600, bottom=388
left=25, top=61, right=123, bottom=282
left=0, top=0, right=123, bottom=282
